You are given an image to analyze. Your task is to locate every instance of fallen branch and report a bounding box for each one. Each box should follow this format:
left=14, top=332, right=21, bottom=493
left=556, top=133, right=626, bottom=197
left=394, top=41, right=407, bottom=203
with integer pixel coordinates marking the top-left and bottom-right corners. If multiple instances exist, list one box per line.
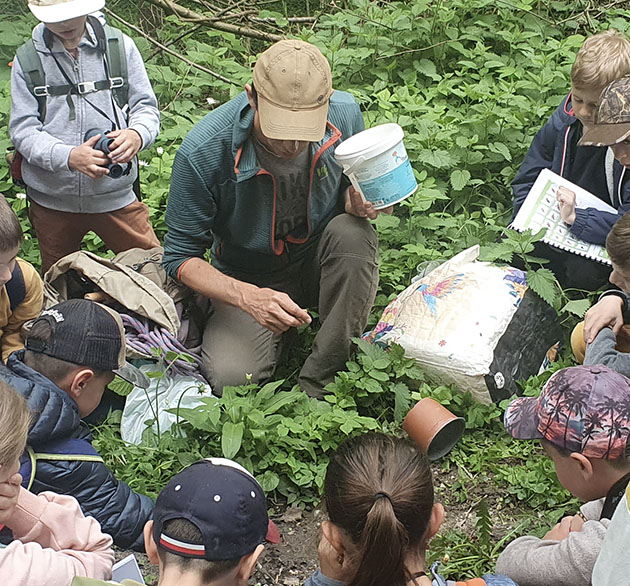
left=105, top=9, right=239, bottom=86
left=142, top=0, right=283, bottom=42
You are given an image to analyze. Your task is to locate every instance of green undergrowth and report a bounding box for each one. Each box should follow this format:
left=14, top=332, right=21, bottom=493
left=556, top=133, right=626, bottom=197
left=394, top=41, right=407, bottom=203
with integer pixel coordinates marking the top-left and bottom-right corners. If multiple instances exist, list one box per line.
left=0, top=0, right=620, bottom=578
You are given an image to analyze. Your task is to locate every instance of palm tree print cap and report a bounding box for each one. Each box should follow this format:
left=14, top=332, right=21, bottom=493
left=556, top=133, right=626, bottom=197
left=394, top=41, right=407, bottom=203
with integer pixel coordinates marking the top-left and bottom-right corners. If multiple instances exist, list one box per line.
left=504, top=365, right=630, bottom=460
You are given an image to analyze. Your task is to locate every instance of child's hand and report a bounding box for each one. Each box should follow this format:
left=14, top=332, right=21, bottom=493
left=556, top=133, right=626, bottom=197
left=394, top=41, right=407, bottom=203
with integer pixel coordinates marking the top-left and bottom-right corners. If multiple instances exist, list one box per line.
left=0, top=473, right=22, bottom=525
left=543, top=515, right=583, bottom=541
left=556, top=186, right=577, bottom=225
left=106, top=129, right=142, bottom=164
left=69, top=134, right=110, bottom=179
left=584, top=296, right=624, bottom=343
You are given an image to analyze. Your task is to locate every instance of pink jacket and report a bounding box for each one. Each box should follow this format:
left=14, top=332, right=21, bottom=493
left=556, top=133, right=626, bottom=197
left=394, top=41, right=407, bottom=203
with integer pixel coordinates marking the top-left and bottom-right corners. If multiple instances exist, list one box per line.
left=0, top=487, right=114, bottom=584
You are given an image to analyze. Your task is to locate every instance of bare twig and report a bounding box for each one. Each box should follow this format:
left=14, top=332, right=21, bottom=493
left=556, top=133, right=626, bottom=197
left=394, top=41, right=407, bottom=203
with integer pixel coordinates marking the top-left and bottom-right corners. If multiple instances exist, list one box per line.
left=375, top=39, right=454, bottom=60
left=146, top=23, right=202, bottom=61
left=142, top=0, right=283, bottom=42
left=105, top=9, right=239, bottom=86
left=250, top=16, right=317, bottom=23
left=494, top=0, right=557, bottom=25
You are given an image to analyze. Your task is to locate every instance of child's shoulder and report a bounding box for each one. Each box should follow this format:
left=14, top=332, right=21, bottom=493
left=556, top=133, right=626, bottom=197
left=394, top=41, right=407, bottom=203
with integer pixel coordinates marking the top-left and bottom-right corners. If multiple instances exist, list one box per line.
left=15, top=258, right=41, bottom=283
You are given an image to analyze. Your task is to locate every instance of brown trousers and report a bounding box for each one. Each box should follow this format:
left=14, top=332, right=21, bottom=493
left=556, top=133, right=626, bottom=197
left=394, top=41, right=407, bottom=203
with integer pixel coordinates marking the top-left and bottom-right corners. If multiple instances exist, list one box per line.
left=29, top=199, right=160, bottom=273
left=200, top=214, right=380, bottom=398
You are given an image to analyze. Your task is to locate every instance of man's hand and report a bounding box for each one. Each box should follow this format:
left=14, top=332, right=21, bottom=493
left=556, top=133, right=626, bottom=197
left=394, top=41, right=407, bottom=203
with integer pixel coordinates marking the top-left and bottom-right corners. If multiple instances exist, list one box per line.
left=543, top=515, right=582, bottom=541
left=0, top=473, right=22, bottom=525
left=68, top=134, right=110, bottom=179
left=243, top=287, right=311, bottom=335
left=584, top=295, right=624, bottom=344
left=344, top=186, right=393, bottom=220
left=557, top=186, right=577, bottom=225
left=106, top=129, right=142, bottom=163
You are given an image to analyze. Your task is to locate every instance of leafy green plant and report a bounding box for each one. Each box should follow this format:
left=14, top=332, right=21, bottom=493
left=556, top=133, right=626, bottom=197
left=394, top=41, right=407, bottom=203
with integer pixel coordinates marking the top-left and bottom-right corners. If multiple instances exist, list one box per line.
left=173, top=380, right=381, bottom=505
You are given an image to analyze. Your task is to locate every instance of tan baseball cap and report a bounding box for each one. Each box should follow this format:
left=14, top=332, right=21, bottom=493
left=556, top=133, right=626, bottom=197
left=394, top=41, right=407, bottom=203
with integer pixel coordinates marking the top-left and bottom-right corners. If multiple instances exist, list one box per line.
left=579, top=76, right=630, bottom=147
left=252, top=40, right=333, bottom=142
left=28, top=0, right=105, bottom=23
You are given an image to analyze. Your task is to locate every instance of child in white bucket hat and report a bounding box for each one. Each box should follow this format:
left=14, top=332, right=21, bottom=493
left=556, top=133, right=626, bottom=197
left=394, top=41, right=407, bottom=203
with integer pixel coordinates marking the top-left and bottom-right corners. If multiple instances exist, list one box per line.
left=9, top=0, right=160, bottom=272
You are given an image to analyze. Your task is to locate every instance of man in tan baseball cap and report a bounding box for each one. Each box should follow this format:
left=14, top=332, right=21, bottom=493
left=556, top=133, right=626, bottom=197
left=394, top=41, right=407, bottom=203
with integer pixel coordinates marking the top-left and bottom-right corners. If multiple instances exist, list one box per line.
left=252, top=40, right=333, bottom=142
left=164, top=40, right=387, bottom=398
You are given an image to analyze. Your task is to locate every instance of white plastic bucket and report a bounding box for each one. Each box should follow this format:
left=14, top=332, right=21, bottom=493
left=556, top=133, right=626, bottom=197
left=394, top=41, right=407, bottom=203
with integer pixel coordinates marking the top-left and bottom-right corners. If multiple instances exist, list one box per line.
left=334, top=123, right=417, bottom=209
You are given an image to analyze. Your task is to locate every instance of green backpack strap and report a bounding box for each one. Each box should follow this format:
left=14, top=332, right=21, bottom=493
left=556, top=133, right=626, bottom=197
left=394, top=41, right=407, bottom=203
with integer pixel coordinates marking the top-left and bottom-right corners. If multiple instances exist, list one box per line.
left=15, top=40, right=47, bottom=122
left=15, top=19, right=129, bottom=123
left=104, top=24, right=129, bottom=111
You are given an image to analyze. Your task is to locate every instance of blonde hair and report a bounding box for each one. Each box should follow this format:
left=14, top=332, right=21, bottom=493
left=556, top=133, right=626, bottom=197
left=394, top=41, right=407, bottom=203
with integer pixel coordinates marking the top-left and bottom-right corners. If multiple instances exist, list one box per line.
left=0, top=381, right=30, bottom=468
left=572, top=29, right=630, bottom=91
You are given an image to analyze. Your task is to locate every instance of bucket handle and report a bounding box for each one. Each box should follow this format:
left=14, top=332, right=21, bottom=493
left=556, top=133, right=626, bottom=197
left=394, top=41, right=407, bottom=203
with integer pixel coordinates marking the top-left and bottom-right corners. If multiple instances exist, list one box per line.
left=340, top=155, right=367, bottom=177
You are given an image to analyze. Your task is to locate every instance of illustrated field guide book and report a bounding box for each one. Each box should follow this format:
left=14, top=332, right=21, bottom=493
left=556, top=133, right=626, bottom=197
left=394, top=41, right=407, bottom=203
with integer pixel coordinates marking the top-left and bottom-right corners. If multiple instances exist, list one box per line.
left=510, top=168, right=614, bottom=265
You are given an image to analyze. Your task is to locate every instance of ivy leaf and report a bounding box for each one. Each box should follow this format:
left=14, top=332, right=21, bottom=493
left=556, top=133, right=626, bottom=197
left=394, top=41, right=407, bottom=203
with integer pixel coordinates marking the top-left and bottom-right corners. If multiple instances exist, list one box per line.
left=526, top=268, right=558, bottom=306
left=450, top=169, right=471, bottom=191
left=562, top=299, right=591, bottom=317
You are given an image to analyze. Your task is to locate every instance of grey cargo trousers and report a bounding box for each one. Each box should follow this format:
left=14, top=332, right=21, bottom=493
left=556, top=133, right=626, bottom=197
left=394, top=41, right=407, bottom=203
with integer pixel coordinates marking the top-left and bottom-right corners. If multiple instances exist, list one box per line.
left=200, top=214, right=379, bottom=398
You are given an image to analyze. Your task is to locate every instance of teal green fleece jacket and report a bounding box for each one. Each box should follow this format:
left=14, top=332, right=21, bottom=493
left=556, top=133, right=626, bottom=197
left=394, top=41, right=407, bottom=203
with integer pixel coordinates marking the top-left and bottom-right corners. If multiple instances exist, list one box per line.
left=163, top=90, right=365, bottom=278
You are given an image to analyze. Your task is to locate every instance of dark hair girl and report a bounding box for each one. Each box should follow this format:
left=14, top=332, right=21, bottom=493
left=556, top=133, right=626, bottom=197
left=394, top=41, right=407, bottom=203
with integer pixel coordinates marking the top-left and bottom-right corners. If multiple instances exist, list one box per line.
left=307, top=433, right=516, bottom=586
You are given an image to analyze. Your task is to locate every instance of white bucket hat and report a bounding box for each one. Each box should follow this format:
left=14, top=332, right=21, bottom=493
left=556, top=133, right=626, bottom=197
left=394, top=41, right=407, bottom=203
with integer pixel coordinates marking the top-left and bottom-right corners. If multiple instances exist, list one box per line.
left=28, top=0, right=105, bottom=23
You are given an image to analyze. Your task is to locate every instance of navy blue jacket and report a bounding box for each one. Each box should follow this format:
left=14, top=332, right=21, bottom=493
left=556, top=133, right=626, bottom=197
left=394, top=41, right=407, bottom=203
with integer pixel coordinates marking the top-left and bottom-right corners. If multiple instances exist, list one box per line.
left=1, top=351, right=153, bottom=551
left=512, top=94, right=630, bottom=245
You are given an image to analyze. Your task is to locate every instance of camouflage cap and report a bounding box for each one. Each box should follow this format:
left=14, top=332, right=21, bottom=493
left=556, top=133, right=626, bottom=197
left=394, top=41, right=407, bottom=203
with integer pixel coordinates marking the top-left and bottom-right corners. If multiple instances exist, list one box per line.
left=579, top=76, right=630, bottom=146
left=504, top=364, right=630, bottom=460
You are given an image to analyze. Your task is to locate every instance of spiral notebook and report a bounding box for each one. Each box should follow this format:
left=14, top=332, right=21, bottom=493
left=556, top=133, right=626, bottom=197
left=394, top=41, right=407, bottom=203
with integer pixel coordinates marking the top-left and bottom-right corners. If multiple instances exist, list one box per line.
left=510, top=168, right=614, bottom=266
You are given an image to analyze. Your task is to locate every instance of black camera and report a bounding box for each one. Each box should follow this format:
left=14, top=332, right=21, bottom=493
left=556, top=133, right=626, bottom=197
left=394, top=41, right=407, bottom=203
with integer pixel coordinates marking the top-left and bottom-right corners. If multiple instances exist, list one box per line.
left=84, top=128, right=125, bottom=179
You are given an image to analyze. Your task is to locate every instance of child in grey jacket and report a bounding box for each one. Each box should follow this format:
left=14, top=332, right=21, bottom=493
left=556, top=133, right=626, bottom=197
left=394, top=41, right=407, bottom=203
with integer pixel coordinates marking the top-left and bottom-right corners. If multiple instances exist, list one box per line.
left=572, top=209, right=630, bottom=374
left=498, top=365, right=630, bottom=586
left=10, top=0, right=160, bottom=272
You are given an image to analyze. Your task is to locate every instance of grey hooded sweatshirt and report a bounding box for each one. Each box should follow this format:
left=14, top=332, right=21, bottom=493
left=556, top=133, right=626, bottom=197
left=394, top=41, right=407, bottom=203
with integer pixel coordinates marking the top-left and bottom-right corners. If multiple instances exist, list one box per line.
left=9, top=14, right=159, bottom=213
left=495, top=498, right=609, bottom=586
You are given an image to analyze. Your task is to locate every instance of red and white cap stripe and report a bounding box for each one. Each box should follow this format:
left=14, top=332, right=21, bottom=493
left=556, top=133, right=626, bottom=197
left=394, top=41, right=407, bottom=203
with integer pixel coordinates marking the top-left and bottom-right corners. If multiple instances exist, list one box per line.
left=159, top=533, right=206, bottom=557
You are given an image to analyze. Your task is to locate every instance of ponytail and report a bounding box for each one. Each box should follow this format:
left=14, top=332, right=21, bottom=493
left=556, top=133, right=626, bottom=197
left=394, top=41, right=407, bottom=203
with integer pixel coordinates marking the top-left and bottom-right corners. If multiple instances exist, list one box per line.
left=324, top=434, right=434, bottom=586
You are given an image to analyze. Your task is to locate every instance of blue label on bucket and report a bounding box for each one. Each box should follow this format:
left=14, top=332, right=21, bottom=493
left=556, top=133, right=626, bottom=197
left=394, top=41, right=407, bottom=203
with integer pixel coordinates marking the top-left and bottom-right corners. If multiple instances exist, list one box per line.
left=358, top=160, right=417, bottom=208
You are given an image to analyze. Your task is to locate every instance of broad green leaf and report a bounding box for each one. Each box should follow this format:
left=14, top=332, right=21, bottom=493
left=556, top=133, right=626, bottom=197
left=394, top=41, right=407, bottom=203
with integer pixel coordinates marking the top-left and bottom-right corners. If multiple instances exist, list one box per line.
left=393, top=383, right=411, bottom=423
left=221, top=421, right=244, bottom=459
left=526, top=268, right=558, bottom=306
left=450, top=169, right=471, bottom=191
left=258, top=470, right=280, bottom=492
left=109, top=376, right=134, bottom=396
left=561, top=299, right=591, bottom=317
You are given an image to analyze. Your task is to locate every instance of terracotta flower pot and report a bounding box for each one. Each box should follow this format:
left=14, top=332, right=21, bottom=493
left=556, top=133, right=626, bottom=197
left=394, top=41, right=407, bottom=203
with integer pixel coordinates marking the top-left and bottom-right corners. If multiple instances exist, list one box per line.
left=403, top=397, right=465, bottom=460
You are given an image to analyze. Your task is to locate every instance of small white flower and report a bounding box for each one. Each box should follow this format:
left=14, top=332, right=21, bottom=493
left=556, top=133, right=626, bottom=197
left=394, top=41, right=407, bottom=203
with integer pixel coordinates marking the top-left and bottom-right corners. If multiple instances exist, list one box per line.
left=15, top=193, right=26, bottom=200
left=207, top=97, right=218, bottom=107
left=156, top=147, right=164, bottom=155
left=138, top=160, right=149, bottom=167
